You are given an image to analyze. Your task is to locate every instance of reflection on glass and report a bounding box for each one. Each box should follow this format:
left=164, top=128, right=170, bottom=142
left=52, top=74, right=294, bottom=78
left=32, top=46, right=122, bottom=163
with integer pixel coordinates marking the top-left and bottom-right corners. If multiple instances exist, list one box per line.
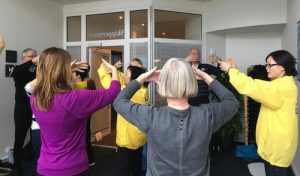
left=86, top=12, right=125, bottom=41
left=130, top=43, right=148, bottom=70
left=130, top=10, right=148, bottom=38
left=155, top=10, right=202, bottom=40
left=67, top=16, right=81, bottom=42
left=154, top=43, right=202, bottom=107
left=66, top=46, right=81, bottom=61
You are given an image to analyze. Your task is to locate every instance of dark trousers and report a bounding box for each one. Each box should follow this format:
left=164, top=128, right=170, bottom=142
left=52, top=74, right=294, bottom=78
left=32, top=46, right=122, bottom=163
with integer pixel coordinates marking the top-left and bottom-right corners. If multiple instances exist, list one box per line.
left=114, top=147, right=144, bottom=176
left=37, top=169, right=90, bottom=176
left=27, top=129, right=41, bottom=176
left=13, top=103, right=32, bottom=170
left=86, top=117, right=94, bottom=164
left=264, top=160, right=288, bottom=176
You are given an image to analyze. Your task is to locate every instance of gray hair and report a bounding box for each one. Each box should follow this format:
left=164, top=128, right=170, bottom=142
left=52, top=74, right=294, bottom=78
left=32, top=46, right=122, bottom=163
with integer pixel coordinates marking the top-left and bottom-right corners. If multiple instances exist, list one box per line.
left=158, top=58, right=198, bottom=98
left=22, top=48, right=37, bottom=56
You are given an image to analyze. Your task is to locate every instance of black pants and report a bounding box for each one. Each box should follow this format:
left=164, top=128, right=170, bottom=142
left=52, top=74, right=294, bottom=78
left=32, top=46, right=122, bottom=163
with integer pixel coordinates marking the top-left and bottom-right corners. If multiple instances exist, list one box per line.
left=86, top=117, right=94, bottom=164
left=28, top=129, right=41, bottom=176
left=37, top=169, right=90, bottom=176
left=13, top=103, right=32, bottom=170
left=114, top=147, right=144, bottom=176
left=264, top=160, right=288, bottom=176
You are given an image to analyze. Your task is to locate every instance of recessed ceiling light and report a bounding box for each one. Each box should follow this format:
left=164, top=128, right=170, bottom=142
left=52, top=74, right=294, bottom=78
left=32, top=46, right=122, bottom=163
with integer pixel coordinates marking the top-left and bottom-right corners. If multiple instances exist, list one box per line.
left=141, top=23, right=145, bottom=26
left=162, top=32, right=166, bottom=35
left=118, top=16, right=123, bottom=20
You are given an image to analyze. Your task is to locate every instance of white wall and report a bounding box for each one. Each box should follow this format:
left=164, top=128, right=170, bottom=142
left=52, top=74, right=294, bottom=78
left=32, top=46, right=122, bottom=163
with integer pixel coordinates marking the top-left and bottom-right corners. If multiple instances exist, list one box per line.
left=205, top=32, right=225, bottom=61
left=206, top=0, right=286, bottom=32
left=281, top=0, right=300, bottom=174
left=225, top=32, right=282, bottom=73
left=63, top=0, right=205, bottom=14
left=0, top=0, right=63, bottom=159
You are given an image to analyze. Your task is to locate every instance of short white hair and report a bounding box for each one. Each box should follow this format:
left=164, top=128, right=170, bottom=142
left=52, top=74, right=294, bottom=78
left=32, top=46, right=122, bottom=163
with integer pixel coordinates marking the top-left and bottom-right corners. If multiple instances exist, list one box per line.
left=158, top=58, right=198, bottom=98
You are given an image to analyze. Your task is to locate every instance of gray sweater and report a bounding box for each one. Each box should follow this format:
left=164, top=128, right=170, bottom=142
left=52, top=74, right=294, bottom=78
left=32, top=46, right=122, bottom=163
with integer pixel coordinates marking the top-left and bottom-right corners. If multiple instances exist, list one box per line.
left=113, top=80, right=239, bottom=176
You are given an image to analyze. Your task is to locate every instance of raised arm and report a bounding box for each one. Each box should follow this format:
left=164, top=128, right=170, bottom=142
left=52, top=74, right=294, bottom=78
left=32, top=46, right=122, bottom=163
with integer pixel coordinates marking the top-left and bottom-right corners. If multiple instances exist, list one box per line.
left=218, top=59, right=283, bottom=109
left=113, top=67, right=158, bottom=132
left=208, top=80, right=240, bottom=132
left=98, top=59, right=120, bottom=89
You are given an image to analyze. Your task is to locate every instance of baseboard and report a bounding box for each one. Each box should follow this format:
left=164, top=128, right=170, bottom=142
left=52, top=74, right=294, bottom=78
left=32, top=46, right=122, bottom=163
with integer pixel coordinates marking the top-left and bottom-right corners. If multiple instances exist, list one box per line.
left=292, top=163, right=300, bottom=176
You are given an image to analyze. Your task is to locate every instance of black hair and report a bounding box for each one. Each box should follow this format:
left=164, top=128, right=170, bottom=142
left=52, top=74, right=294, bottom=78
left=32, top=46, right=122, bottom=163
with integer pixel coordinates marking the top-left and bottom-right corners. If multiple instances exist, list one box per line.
left=127, top=65, right=149, bottom=87
left=265, top=50, right=297, bottom=77
left=131, top=58, right=143, bottom=66
left=75, top=66, right=90, bottom=81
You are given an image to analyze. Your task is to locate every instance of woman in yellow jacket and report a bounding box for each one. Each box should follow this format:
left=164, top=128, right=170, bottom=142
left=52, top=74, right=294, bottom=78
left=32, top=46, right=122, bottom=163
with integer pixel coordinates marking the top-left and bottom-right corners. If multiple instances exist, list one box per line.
left=98, top=65, right=148, bottom=176
left=218, top=50, right=298, bottom=176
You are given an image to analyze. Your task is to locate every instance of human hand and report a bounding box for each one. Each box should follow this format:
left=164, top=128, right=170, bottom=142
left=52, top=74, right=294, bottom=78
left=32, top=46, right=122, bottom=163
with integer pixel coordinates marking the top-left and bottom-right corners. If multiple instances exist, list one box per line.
left=71, top=60, right=88, bottom=72
left=101, top=58, right=117, bottom=73
left=136, top=67, right=160, bottom=85
left=0, top=35, right=5, bottom=54
left=208, top=54, right=221, bottom=62
left=192, top=65, right=208, bottom=80
left=31, top=55, right=39, bottom=64
left=218, top=58, right=236, bottom=72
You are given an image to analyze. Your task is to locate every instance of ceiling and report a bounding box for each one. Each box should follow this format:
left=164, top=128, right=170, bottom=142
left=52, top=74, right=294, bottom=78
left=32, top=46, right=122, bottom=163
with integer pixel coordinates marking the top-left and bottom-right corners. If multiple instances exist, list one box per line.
left=49, top=0, right=211, bottom=5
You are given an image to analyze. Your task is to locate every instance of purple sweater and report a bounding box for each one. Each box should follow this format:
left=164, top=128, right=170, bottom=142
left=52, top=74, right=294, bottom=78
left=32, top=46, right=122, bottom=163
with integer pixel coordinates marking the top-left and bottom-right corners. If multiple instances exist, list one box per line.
left=30, top=81, right=120, bottom=176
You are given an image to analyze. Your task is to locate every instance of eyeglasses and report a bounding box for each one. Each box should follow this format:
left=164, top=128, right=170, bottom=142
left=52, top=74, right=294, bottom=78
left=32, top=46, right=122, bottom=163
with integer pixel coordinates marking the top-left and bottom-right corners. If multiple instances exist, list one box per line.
left=265, top=64, right=280, bottom=68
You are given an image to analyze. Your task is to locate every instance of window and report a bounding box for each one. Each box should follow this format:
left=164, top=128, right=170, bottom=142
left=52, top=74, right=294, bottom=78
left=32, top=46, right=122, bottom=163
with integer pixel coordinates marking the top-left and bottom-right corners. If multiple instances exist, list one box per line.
left=154, top=43, right=202, bottom=107
left=86, top=12, right=125, bottom=41
left=155, top=10, right=202, bottom=40
left=66, top=46, right=81, bottom=61
left=130, top=43, right=148, bottom=69
left=130, top=10, right=148, bottom=38
left=67, top=16, right=81, bottom=42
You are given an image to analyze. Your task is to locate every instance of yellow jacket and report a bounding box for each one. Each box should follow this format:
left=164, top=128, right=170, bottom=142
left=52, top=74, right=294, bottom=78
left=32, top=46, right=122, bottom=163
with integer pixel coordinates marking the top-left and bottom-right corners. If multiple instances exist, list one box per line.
left=228, top=68, right=298, bottom=167
left=74, top=81, right=87, bottom=90
left=98, top=67, right=148, bottom=149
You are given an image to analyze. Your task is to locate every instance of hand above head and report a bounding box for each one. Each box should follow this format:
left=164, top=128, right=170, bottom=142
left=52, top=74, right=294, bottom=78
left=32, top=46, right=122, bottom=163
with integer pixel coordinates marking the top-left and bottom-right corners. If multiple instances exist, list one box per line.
left=136, top=67, right=160, bottom=85
left=101, top=59, right=119, bottom=81
left=192, top=65, right=213, bottom=85
left=71, top=60, right=88, bottom=72
left=101, top=58, right=117, bottom=73
left=217, top=58, right=236, bottom=72
left=208, top=54, right=221, bottom=62
left=31, top=55, right=40, bottom=64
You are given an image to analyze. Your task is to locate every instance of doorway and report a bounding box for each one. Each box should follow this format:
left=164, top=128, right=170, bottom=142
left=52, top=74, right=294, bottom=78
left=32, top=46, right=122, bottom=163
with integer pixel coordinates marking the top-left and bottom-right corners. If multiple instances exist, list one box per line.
left=88, top=45, right=124, bottom=148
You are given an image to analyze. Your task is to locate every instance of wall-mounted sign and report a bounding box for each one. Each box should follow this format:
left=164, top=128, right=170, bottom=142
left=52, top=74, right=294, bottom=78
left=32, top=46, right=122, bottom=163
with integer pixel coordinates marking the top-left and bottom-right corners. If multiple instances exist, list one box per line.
left=6, top=50, right=17, bottom=63
left=5, top=64, right=16, bottom=77
left=88, top=30, right=124, bottom=40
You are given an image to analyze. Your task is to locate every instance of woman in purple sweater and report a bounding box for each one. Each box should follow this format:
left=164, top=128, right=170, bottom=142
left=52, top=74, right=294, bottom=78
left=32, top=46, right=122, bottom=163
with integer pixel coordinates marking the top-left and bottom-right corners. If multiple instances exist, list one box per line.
left=29, top=47, right=120, bottom=176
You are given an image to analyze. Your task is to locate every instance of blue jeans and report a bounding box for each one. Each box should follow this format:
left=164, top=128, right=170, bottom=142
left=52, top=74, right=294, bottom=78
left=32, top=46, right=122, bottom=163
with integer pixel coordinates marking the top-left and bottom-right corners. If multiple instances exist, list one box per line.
left=264, top=160, right=288, bottom=176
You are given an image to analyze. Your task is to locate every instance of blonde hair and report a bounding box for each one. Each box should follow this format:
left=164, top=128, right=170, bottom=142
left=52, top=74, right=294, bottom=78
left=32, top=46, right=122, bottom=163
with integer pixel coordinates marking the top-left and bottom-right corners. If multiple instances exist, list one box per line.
left=158, top=58, right=198, bottom=98
left=34, top=47, right=73, bottom=111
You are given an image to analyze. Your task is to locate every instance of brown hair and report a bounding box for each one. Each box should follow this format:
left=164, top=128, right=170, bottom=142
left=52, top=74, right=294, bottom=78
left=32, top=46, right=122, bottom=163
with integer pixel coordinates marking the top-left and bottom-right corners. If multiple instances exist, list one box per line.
left=34, top=47, right=73, bottom=111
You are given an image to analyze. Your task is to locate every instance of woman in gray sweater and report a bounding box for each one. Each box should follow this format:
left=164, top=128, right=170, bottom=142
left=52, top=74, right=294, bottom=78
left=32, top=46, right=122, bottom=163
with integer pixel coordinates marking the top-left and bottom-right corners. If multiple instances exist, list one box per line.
left=113, top=58, right=239, bottom=176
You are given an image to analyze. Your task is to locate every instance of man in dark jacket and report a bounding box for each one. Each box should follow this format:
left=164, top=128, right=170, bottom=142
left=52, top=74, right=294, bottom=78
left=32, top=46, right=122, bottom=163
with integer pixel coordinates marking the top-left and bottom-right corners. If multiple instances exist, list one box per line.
left=185, top=48, right=223, bottom=105
left=11, top=48, right=38, bottom=175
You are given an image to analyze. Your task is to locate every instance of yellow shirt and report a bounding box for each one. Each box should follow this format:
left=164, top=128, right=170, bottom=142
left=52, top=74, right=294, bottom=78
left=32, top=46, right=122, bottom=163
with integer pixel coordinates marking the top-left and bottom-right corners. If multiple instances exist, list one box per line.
left=98, top=67, right=148, bottom=149
left=229, top=68, right=298, bottom=167
left=74, top=81, right=87, bottom=90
